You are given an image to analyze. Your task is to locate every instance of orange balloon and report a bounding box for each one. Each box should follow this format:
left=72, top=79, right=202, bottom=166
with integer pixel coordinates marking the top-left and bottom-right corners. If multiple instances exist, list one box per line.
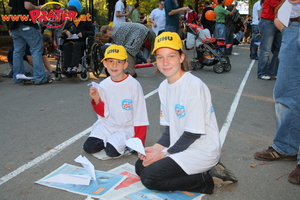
left=205, top=10, right=216, bottom=21
left=225, top=0, right=234, bottom=6
left=213, top=0, right=219, bottom=5
left=211, top=4, right=217, bottom=8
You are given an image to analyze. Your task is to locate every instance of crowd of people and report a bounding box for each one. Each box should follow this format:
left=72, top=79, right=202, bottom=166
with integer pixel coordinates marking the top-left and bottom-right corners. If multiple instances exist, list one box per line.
left=5, top=0, right=300, bottom=194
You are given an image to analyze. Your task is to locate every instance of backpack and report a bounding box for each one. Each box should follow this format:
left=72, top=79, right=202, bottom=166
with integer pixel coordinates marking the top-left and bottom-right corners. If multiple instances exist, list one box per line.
left=231, top=11, right=240, bottom=24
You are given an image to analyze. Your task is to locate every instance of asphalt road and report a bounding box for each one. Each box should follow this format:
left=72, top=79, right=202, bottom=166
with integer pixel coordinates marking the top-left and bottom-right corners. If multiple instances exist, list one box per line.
left=0, top=44, right=299, bottom=200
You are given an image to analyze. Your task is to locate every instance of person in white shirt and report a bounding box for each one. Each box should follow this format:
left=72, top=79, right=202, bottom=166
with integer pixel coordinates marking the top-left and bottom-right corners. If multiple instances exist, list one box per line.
left=250, top=0, right=261, bottom=60
left=113, top=0, right=130, bottom=26
left=135, top=32, right=237, bottom=194
left=149, top=0, right=166, bottom=36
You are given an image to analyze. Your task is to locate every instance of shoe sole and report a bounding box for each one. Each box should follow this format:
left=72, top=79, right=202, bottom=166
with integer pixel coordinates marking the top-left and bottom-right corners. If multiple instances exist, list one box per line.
left=288, top=179, right=300, bottom=184
left=254, top=155, right=297, bottom=161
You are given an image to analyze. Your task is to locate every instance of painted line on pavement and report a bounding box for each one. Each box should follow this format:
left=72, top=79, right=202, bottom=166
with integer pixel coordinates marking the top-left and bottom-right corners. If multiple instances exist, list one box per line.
left=0, top=89, right=158, bottom=186
left=220, top=60, right=255, bottom=146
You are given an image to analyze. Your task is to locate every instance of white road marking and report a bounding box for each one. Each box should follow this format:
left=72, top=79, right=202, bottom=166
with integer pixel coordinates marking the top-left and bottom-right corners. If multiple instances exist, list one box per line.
left=0, top=60, right=255, bottom=185
left=0, top=90, right=157, bottom=186
left=220, top=60, right=255, bottom=146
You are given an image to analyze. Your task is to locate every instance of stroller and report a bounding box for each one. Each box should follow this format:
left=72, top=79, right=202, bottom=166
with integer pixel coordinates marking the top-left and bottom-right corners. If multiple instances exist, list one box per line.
left=183, top=21, right=232, bottom=73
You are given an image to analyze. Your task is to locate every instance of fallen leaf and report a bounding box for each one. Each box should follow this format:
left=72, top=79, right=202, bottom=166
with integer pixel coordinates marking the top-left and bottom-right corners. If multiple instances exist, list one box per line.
left=102, top=164, right=112, bottom=167
left=45, top=147, right=52, bottom=151
left=259, top=161, right=271, bottom=165
left=6, top=168, right=11, bottom=170
left=250, top=164, right=257, bottom=168
left=276, top=173, right=289, bottom=180
left=40, top=108, right=44, bottom=111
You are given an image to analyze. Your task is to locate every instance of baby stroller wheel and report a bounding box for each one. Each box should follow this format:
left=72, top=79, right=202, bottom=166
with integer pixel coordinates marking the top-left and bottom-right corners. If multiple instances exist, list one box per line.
left=190, top=61, right=197, bottom=70
left=55, top=70, right=62, bottom=81
left=198, top=62, right=204, bottom=69
left=79, top=70, right=90, bottom=81
left=223, top=63, right=232, bottom=72
left=213, top=64, right=224, bottom=74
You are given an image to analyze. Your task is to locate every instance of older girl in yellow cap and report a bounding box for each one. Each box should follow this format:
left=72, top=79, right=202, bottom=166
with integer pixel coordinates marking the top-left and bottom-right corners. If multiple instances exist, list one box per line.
left=135, top=32, right=237, bottom=193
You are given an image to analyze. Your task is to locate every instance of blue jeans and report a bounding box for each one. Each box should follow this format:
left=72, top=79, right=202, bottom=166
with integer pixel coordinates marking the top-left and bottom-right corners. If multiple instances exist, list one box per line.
left=214, top=23, right=225, bottom=39
left=165, top=25, right=179, bottom=33
left=273, top=21, right=300, bottom=164
left=11, top=25, right=46, bottom=83
left=257, top=18, right=282, bottom=78
left=250, top=25, right=260, bottom=59
left=214, top=23, right=225, bottom=52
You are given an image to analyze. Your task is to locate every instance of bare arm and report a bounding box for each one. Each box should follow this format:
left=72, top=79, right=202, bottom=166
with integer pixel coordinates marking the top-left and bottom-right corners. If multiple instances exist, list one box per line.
left=26, top=55, right=33, bottom=66
left=115, top=11, right=130, bottom=17
left=228, top=5, right=237, bottom=16
left=42, top=55, right=52, bottom=71
left=289, top=0, right=300, bottom=3
left=24, top=2, right=41, bottom=11
left=168, top=6, right=189, bottom=16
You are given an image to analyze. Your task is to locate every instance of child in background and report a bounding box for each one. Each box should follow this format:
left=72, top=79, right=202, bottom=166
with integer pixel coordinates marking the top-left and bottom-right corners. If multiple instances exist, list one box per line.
left=83, top=44, right=149, bottom=158
left=135, top=32, right=237, bottom=194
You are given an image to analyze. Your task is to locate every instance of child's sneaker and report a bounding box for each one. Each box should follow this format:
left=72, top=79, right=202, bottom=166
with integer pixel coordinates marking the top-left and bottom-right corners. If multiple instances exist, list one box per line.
left=209, top=162, right=238, bottom=188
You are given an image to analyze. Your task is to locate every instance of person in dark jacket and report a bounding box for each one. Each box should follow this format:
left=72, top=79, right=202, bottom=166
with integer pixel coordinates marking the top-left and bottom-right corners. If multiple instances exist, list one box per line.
left=201, top=1, right=215, bottom=35
left=61, top=5, right=94, bottom=72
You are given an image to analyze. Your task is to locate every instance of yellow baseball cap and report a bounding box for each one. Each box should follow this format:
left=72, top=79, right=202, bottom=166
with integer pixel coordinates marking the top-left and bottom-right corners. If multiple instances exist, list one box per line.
left=152, top=32, right=183, bottom=54
left=101, top=44, right=127, bottom=62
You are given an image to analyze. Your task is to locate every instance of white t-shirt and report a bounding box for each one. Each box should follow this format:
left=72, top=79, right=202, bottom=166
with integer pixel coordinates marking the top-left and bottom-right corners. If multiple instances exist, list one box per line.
left=113, top=0, right=126, bottom=26
left=149, top=8, right=166, bottom=36
left=159, top=72, right=221, bottom=175
left=89, top=75, right=149, bottom=154
left=252, top=1, right=261, bottom=25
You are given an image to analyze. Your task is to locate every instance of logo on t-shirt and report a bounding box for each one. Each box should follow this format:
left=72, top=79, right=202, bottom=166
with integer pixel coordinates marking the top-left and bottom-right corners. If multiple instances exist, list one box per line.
left=211, top=106, right=215, bottom=113
left=175, top=104, right=185, bottom=118
left=122, top=99, right=133, bottom=110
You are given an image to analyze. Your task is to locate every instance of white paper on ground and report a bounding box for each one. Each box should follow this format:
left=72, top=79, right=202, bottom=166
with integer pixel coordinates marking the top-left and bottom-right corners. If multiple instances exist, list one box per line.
left=74, top=155, right=96, bottom=180
left=277, top=1, right=293, bottom=27
left=125, top=138, right=146, bottom=156
left=43, top=174, right=91, bottom=185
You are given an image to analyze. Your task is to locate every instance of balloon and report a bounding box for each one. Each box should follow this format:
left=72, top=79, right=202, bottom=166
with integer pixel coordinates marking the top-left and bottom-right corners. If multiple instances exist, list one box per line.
left=225, top=0, right=234, bottom=6
left=213, top=0, right=219, bottom=5
left=205, top=10, right=216, bottom=21
left=68, top=0, right=82, bottom=12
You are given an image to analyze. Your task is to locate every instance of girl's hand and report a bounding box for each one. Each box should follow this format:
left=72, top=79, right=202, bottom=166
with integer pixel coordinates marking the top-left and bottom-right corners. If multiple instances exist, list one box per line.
left=141, top=147, right=165, bottom=167
left=274, top=18, right=284, bottom=32
left=78, top=32, right=83, bottom=38
left=89, top=86, right=100, bottom=104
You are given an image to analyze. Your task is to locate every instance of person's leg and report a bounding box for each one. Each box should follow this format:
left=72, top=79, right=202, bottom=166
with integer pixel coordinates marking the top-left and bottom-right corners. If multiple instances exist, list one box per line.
left=142, top=48, right=150, bottom=61
left=250, top=25, right=260, bottom=59
left=214, top=23, right=225, bottom=39
left=24, top=26, right=47, bottom=83
left=267, top=29, right=282, bottom=77
left=71, top=42, right=86, bottom=68
left=83, top=137, right=105, bottom=153
left=63, top=42, right=73, bottom=70
left=126, top=53, right=136, bottom=76
left=11, top=29, right=26, bottom=83
left=105, top=142, right=121, bottom=157
left=23, top=61, right=33, bottom=76
left=257, top=19, right=276, bottom=78
left=273, top=23, right=300, bottom=157
left=225, top=24, right=234, bottom=54
left=135, top=157, right=214, bottom=194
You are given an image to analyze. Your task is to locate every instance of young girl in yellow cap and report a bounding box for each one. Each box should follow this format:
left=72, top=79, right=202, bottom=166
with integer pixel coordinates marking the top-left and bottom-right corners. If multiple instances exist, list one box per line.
left=83, top=44, right=149, bottom=159
left=135, top=32, right=237, bottom=194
